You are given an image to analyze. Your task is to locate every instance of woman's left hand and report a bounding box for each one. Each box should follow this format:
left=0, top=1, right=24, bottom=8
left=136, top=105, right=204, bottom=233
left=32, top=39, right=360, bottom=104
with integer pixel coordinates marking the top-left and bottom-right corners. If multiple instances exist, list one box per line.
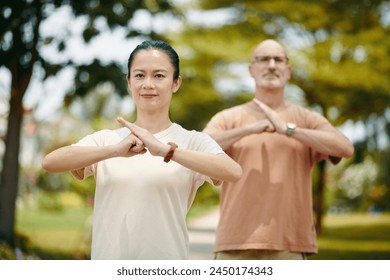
left=116, top=117, right=170, bottom=157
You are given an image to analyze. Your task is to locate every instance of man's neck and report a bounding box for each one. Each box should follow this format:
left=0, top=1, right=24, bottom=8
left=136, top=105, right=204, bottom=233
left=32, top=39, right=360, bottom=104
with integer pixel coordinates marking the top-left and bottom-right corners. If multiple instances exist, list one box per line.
left=255, top=88, right=285, bottom=110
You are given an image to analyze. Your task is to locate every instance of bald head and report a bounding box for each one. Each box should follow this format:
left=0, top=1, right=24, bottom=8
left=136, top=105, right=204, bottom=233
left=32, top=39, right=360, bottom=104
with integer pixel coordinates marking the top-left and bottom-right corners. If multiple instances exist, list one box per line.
left=252, top=39, right=288, bottom=60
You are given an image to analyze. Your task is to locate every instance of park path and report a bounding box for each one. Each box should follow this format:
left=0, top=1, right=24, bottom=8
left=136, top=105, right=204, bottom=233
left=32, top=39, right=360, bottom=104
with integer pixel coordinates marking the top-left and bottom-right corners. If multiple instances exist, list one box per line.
left=187, top=208, right=219, bottom=260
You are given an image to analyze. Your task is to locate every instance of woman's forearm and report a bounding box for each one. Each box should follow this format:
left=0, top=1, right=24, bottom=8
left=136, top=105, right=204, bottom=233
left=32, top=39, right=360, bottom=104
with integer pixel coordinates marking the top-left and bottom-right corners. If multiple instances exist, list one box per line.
left=43, top=143, right=242, bottom=183
left=170, top=149, right=242, bottom=182
left=42, top=146, right=117, bottom=173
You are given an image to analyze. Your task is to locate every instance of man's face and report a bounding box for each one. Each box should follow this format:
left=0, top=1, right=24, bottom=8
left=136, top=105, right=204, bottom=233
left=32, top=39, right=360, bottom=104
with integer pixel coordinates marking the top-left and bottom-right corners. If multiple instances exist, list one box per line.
left=249, top=40, right=291, bottom=90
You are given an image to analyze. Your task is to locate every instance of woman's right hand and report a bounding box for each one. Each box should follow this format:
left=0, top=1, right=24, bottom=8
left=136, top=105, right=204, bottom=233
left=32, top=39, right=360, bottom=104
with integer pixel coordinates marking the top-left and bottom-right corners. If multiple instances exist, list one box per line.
left=116, top=117, right=170, bottom=158
left=114, top=133, right=147, bottom=157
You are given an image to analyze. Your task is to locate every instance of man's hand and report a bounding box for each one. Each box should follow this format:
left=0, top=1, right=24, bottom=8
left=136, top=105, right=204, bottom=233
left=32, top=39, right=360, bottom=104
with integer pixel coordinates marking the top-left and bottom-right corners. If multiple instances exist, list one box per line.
left=248, top=118, right=275, bottom=134
left=255, top=101, right=287, bottom=135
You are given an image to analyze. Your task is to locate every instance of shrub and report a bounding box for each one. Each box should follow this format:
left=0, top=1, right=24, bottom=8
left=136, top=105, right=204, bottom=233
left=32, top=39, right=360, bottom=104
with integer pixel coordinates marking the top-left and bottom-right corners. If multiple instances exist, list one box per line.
left=0, top=242, right=16, bottom=260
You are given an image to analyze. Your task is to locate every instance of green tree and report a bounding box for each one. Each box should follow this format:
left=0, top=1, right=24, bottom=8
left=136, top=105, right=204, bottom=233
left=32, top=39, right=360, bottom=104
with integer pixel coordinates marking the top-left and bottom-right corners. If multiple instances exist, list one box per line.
left=0, top=0, right=177, bottom=246
left=177, top=0, right=390, bottom=232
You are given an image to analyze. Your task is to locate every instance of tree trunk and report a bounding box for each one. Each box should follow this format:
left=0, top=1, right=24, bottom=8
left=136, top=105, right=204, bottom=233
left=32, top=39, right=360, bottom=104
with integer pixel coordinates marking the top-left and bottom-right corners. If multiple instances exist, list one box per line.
left=0, top=1, right=41, bottom=246
left=314, top=160, right=326, bottom=234
left=0, top=87, right=24, bottom=246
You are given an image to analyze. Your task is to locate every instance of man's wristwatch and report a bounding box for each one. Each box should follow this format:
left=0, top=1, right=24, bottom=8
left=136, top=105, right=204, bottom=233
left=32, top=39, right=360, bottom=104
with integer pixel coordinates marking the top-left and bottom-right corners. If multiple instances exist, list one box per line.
left=286, top=122, right=297, bottom=137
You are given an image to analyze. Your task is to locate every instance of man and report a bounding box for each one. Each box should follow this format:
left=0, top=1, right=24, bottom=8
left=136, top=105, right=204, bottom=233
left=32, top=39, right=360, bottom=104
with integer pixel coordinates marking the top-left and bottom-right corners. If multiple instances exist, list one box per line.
left=203, top=39, right=354, bottom=260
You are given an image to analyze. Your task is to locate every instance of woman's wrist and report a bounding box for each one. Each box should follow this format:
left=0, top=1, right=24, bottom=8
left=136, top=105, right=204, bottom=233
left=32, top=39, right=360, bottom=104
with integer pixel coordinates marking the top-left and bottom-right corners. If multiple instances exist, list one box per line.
left=163, top=142, right=178, bottom=163
left=107, top=145, right=120, bottom=158
left=158, top=144, right=171, bottom=157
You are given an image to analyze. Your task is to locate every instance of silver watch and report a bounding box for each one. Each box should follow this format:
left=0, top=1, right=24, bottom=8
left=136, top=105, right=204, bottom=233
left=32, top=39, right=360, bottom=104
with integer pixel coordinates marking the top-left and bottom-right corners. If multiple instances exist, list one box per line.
left=286, top=122, right=296, bottom=137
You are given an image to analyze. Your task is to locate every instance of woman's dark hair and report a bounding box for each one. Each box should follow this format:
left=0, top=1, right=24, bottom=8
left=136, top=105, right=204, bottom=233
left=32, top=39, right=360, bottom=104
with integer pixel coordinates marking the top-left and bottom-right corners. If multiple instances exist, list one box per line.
left=127, top=40, right=180, bottom=80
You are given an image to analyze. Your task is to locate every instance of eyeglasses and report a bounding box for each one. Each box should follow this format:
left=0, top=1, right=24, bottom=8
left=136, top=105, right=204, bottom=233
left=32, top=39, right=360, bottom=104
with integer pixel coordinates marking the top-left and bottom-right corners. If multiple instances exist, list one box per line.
left=253, top=56, right=289, bottom=65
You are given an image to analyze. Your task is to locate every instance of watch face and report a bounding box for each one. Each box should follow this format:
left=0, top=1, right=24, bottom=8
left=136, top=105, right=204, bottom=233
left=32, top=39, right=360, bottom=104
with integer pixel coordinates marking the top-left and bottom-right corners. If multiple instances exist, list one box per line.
left=287, top=123, right=296, bottom=129
left=286, top=123, right=296, bottom=136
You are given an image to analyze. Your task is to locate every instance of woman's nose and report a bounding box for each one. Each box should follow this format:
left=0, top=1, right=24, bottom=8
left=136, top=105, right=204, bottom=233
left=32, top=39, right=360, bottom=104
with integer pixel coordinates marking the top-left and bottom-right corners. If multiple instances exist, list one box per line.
left=142, top=77, right=154, bottom=88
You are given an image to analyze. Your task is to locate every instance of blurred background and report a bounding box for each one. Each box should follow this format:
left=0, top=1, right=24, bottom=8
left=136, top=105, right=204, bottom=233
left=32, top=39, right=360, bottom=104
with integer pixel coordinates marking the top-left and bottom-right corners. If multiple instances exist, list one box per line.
left=0, top=0, right=389, bottom=259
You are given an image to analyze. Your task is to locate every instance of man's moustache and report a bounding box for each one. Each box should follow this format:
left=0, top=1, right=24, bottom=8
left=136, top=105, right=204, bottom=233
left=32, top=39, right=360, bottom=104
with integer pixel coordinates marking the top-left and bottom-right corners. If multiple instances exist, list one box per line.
left=264, top=72, right=278, bottom=77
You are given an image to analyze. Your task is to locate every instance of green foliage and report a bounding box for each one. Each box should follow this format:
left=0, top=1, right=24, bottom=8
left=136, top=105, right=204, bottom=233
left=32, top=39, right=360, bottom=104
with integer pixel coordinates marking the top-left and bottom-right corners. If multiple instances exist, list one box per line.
left=327, top=157, right=381, bottom=212
left=178, top=0, right=390, bottom=219
left=15, top=206, right=390, bottom=260
left=37, top=165, right=95, bottom=200
left=16, top=207, right=92, bottom=259
left=57, top=191, right=85, bottom=209
left=69, top=176, right=96, bottom=201
left=0, top=233, right=39, bottom=260
left=0, top=242, right=16, bottom=260
left=25, top=1, right=390, bottom=246
left=0, top=0, right=181, bottom=246
left=180, top=0, right=390, bottom=127
left=188, top=182, right=220, bottom=219
left=376, top=146, right=390, bottom=210
left=3, top=0, right=389, bottom=249
left=311, top=213, right=390, bottom=260
left=37, top=191, right=63, bottom=212
left=35, top=188, right=88, bottom=212
left=171, top=1, right=390, bottom=237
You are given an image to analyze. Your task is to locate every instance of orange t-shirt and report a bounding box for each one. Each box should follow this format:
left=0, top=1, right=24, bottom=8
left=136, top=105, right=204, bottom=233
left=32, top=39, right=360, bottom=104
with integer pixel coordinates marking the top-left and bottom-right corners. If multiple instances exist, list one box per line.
left=204, top=100, right=332, bottom=254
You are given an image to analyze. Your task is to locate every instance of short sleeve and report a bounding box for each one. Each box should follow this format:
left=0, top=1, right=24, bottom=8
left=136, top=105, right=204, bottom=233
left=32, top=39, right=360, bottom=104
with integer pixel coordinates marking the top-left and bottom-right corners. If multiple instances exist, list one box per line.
left=304, top=110, right=337, bottom=163
left=191, top=131, right=224, bottom=155
left=188, top=131, right=225, bottom=187
left=70, top=130, right=109, bottom=180
left=203, top=111, right=230, bottom=134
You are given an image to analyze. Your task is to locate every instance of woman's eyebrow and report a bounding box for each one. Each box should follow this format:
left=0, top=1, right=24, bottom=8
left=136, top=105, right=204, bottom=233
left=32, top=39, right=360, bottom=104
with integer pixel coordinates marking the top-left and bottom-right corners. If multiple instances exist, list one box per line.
left=132, top=68, right=169, bottom=73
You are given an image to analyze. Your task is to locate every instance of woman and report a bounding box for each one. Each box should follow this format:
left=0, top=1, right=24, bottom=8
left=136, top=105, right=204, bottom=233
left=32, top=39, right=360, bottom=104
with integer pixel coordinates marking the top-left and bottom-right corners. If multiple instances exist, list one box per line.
left=42, top=40, right=242, bottom=260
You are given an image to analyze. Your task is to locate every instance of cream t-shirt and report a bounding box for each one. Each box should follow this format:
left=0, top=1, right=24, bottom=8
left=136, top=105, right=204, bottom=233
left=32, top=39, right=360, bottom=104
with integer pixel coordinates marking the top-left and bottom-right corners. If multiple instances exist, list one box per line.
left=72, top=123, right=223, bottom=259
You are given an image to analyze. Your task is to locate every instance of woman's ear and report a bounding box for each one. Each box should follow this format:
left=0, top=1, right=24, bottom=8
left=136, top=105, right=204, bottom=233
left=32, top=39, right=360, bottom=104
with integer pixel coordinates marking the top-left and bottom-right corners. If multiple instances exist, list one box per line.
left=172, top=76, right=182, bottom=93
left=127, top=76, right=131, bottom=88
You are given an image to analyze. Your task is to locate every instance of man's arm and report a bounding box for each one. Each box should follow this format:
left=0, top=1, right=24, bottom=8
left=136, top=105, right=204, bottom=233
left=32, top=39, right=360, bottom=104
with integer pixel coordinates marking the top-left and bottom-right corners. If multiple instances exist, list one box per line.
left=291, top=127, right=354, bottom=159
left=256, top=101, right=354, bottom=160
left=203, top=119, right=274, bottom=150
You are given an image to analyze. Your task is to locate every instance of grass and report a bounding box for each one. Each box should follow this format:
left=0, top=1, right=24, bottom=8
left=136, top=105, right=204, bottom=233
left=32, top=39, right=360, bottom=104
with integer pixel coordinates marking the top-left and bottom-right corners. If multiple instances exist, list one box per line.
left=15, top=207, right=390, bottom=260
left=16, top=207, right=92, bottom=259
left=310, top=213, right=390, bottom=260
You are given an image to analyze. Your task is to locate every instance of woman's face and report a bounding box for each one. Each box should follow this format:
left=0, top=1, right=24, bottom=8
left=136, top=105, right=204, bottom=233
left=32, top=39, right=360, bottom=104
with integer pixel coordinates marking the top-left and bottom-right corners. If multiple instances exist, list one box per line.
left=128, top=49, right=181, bottom=113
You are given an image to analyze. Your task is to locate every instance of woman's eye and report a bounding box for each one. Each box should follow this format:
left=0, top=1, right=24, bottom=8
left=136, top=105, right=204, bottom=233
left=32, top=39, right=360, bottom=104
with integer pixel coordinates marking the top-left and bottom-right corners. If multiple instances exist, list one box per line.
left=156, top=74, right=164, bottom=79
left=134, top=73, right=143, bottom=78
